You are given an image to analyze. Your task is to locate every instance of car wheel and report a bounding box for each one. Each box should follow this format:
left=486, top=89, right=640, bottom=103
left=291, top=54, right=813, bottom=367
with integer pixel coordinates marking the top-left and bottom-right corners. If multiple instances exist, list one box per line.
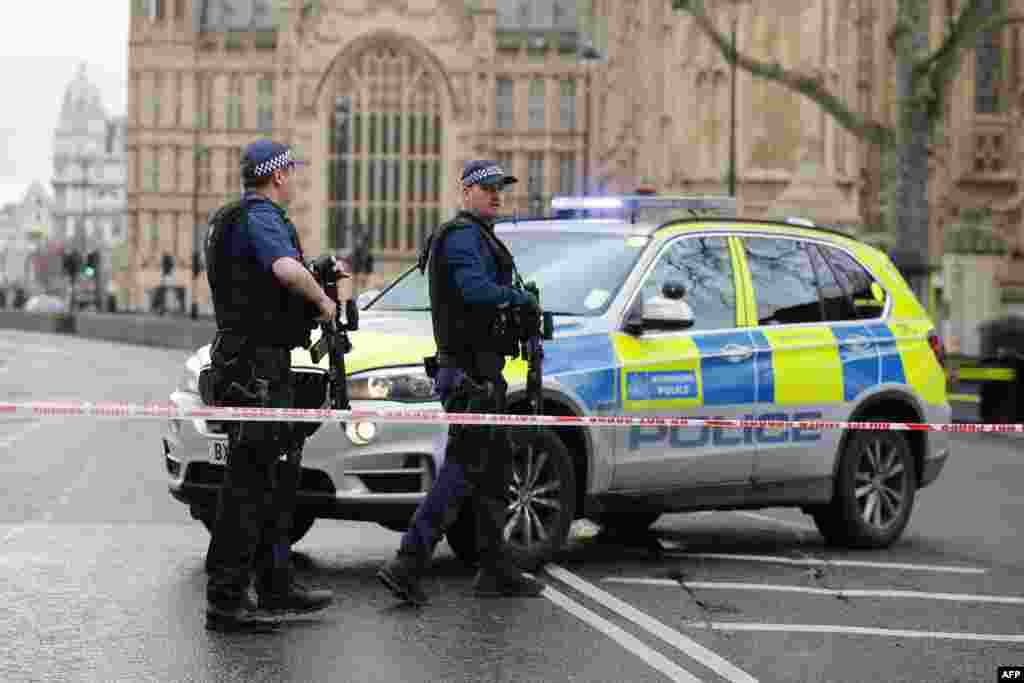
left=444, top=427, right=576, bottom=572
left=196, top=507, right=316, bottom=546
left=593, top=511, right=662, bottom=534
left=814, top=430, right=916, bottom=548
left=504, top=427, right=576, bottom=571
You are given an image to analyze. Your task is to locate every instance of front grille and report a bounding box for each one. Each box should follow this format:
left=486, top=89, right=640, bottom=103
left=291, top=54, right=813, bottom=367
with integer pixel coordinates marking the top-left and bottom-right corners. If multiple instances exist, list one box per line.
left=185, top=461, right=336, bottom=493
left=350, top=454, right=434, bottom=494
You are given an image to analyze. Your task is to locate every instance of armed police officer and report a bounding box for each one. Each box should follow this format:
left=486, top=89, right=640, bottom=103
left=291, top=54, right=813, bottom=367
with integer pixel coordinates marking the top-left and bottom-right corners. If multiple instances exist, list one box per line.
left=377, top=160, right=544, bottom=606
left=202, top=140, right=346, bottom=630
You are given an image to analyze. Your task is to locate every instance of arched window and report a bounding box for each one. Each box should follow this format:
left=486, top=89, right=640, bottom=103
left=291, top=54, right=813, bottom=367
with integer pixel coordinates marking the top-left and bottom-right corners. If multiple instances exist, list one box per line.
left=329, top=46, right=443, bottom=256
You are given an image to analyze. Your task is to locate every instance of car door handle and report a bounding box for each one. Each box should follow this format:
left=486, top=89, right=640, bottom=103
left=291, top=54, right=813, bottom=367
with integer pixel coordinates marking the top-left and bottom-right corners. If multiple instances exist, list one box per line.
left=721, top=344, right=753, bottom=362
left=842, top=335, right=873, bottom=354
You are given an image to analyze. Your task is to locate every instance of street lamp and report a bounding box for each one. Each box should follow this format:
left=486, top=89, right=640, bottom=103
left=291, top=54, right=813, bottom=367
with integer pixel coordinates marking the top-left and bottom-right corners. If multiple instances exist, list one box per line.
left=577, top=40, right=605, bottom=196
left=190, top=142, right=207, bottom=320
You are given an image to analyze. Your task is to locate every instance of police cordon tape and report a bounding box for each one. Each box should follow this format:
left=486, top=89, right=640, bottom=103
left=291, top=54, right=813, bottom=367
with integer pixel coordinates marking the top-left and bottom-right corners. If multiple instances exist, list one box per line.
left=1, top=400, right=1022, bottom=434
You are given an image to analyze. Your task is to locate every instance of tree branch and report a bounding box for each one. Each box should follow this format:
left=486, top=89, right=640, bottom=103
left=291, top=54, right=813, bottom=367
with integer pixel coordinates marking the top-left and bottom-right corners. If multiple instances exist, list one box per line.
left=919, top=1, right=1024, bottom=120
left=673, top=0, right=894, bottom=147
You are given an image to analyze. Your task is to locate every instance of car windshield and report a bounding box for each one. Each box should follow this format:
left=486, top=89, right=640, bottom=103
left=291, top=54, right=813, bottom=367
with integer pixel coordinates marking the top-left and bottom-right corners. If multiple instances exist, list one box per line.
left=368, top=224, right=648, bottom=316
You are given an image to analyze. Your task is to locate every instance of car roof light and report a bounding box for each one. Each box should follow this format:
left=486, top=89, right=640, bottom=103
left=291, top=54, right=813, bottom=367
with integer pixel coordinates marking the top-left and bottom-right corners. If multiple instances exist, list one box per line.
left=784, top=216, right=816, bottom=227
left=552, top=195, right=736, bottom=213
left=551, top=196, right=625, bottom=210
left=551, top=195, right=738, bottom=224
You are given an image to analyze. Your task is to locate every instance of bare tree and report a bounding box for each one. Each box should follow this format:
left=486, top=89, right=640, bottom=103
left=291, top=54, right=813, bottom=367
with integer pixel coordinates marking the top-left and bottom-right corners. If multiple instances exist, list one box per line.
left=672, top=0, right=1022, bottom=302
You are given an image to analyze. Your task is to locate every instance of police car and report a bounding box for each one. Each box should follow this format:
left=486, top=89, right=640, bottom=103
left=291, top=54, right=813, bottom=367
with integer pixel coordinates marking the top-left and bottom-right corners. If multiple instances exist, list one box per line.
left=162, top=195, right=950, bottom=570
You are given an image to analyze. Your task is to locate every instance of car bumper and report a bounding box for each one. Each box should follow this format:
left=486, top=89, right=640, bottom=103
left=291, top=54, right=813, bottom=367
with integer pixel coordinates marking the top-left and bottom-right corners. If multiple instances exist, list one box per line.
left=162, top=390, right=448, bottom=527
left=919, top=402, right=952, bottom=488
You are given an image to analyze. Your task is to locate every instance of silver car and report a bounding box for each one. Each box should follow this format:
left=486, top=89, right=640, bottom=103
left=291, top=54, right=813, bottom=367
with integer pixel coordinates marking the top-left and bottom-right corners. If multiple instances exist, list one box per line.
left=164, top=208, right=951, bottom=569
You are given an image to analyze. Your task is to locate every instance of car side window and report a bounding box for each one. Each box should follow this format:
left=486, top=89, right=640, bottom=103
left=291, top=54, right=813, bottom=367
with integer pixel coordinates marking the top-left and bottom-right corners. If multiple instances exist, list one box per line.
left=808, top=244, right=857, bottom=321
left=743, top=237, right=823, bottom=325
left=639, top=236, right=737, bottom=331
left=821, top=246, right=887, bottom=320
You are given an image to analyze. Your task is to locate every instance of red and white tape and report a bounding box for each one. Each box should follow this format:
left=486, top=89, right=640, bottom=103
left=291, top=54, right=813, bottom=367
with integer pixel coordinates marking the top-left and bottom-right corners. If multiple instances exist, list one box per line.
left=0, top=401, right=1021, bottom=434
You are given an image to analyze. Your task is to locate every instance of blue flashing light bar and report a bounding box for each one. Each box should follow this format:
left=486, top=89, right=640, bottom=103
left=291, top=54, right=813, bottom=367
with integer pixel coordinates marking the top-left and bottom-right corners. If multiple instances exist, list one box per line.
left=551, top=195, right=737, bottom=214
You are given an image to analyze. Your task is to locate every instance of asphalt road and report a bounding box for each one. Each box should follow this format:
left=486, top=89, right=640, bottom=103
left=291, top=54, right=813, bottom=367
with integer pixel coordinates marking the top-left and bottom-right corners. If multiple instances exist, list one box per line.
left=0, top=329, right=1021, bottom=683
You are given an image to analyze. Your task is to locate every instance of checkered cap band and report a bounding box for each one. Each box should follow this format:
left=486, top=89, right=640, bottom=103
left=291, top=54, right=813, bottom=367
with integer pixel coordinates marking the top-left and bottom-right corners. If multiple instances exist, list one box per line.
left=251, top=149, right=295, bottom=178
left=463, top=165, right=506, bottom=186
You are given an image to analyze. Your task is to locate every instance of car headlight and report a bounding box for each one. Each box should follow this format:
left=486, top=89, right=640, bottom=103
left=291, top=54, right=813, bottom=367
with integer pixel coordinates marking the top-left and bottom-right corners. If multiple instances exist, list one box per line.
left=176, top=357, right=201, bottom=395
left=177, top=368, right=199, bottom=394
left=347, top=367, right=436, bottom=402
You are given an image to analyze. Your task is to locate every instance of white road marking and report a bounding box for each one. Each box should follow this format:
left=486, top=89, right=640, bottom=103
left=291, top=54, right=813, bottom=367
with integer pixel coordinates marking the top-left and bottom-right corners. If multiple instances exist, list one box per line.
left=735, top=511, right=817, bottom=534
left=541, top=585, right=707, bottom=683
left=546, top=564, right=758, bottom=683
left=689, top=622, right=1024, bottom=643
left=667, top=552, right=988, bottom=575
left=603, top=578, right=1024, bottom=605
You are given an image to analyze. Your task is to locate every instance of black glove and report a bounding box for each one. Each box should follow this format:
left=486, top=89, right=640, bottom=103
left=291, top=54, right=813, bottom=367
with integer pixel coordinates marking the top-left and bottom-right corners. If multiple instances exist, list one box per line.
left=513, top=287, right=540, bottom=313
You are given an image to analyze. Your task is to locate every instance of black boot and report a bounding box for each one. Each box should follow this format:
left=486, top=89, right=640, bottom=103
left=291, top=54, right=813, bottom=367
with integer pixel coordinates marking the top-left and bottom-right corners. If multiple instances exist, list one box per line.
left=206, top=593, right=281, bottom=632
left=257, top=568, right=334, bottom=616
left=377, top=554, right=429, bottom=606
left=472, top=565, right=545, bottom=598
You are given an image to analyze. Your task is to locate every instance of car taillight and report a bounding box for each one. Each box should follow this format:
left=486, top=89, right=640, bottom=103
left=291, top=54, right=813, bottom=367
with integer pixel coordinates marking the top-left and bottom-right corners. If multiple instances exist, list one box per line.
left=928, top=329, right=946, bottom=368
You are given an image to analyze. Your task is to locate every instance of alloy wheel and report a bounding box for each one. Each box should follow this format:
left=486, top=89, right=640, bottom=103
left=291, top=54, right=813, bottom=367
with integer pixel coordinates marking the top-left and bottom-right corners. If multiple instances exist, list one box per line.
left=854, top=437, right=908, bottom=530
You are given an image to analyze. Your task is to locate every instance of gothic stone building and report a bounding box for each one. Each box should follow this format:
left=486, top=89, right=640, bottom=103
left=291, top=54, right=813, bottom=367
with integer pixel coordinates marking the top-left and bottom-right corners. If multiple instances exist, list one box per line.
left=125, top=0, right=1024, bottom=314
left=53, top=65, right=128, bottom=301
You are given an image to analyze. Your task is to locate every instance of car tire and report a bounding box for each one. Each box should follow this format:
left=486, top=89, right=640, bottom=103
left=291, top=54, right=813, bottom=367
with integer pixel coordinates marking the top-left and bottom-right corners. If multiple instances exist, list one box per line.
left=813, top=430, right=916, bottom=549
left=196, top=507, right=316, bottom=547
left=593, top=511, right=662, bottom=534
left=444, top=427, right=576, bottom=573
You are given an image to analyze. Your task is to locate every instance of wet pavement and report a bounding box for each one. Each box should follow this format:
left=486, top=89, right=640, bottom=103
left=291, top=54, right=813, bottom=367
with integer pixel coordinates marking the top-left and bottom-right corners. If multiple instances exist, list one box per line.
left=0, top=329, right=1022, bottom=682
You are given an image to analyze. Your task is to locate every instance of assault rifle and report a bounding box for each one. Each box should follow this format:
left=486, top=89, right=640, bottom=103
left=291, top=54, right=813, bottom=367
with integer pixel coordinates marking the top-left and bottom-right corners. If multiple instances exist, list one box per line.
left=308, top=256, right=359, bottom=410
left=513, top=280, right=554, bottom=421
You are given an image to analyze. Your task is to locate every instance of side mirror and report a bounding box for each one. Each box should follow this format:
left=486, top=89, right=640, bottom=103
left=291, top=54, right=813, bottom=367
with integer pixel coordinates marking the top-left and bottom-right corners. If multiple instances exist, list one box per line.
left=356, top=289, right=381, bottom=310
left=641, top=295, right=695, bottom=331
left=624, top=299, right=645, bottom=336
left=662, top=280, right=686, bottom=300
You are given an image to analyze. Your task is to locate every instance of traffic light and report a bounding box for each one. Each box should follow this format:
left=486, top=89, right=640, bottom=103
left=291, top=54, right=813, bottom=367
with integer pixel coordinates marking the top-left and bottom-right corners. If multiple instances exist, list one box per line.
left=161, top=252, right=175, bottom=278
left=83, top=250, right=99, bottom=278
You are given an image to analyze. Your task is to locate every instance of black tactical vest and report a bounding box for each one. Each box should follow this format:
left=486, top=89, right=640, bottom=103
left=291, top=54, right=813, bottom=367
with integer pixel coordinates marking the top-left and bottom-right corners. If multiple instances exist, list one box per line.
left=424, top=211, right=517, bottom=357
left=205, top=198, right=314, bottom=349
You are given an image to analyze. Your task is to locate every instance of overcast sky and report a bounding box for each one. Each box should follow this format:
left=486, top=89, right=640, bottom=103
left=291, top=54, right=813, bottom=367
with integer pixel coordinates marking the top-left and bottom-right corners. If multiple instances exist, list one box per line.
left=0, top=2, right=129, bottom=208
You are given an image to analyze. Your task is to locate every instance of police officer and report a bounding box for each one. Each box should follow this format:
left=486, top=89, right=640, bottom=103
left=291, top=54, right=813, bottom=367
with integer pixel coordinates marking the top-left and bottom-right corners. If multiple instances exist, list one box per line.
left=377, top=160, right=544, bottom=606
left=202, top=139, right=345, bottom=630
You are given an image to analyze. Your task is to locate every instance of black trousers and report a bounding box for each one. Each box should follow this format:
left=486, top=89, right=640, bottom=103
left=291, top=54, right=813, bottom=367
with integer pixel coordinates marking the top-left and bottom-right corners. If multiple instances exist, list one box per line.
left=399, top=361, right=515, bottom=573
left=203, top=336, right=302, bottom=606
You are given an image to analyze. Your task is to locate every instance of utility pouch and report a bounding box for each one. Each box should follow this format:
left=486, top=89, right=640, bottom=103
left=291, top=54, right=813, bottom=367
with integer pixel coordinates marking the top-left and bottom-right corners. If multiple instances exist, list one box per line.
left=423, top=355, right=439, bottom=380
left=198, top=367, right=220, bottom=405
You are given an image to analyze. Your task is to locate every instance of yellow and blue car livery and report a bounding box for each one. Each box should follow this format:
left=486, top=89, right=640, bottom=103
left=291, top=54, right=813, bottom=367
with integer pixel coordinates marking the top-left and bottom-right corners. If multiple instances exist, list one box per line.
left=165, top=207, right=951, bottom=558
left=327, top=219, right=948, bottom=501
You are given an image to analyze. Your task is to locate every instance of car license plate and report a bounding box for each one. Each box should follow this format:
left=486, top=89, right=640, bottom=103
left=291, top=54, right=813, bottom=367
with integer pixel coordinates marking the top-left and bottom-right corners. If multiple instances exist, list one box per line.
left=209, top=441, right=228, bottom=464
